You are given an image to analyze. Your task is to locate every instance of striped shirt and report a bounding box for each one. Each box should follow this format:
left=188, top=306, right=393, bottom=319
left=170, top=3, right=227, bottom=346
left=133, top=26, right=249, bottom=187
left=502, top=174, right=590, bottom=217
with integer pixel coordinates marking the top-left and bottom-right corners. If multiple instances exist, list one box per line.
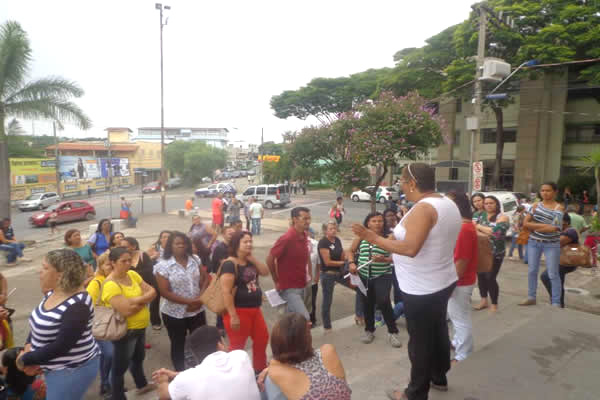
left=530, top=203, right=562, bottom=242
left=25, top=292, right=98, bottom=371
left=357, top=240, right=392, bottom=279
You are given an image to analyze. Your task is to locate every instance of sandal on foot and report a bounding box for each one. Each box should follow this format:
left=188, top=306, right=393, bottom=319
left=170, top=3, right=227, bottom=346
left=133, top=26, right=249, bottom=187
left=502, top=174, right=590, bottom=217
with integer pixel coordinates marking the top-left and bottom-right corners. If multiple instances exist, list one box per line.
left=385, top=389, right=408, bottom=400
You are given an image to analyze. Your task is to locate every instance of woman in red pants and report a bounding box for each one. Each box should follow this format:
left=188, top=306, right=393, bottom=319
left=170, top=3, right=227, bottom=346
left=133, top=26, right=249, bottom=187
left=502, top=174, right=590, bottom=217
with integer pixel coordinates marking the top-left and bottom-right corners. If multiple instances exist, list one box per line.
left=220, top=230, right=270, bottom=372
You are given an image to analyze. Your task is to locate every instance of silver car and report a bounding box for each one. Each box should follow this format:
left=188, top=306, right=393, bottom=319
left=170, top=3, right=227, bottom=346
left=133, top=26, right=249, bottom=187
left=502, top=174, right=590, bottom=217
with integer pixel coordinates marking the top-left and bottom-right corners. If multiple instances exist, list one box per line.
left=18, top=192, right=60, bottom=211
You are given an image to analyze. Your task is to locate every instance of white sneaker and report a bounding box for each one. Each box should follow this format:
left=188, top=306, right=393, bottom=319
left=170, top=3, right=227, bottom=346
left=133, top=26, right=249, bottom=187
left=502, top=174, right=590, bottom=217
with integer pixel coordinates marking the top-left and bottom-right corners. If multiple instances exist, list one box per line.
left=388, top=333, right=402, bottom=348
left=360, top=331, right=375, bottom=344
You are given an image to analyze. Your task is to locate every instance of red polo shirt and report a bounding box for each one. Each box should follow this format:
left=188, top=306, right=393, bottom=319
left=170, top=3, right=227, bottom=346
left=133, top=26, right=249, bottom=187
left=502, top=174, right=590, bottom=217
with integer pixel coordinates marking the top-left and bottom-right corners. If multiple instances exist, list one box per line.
left=270, top=227, right=309, bottom=290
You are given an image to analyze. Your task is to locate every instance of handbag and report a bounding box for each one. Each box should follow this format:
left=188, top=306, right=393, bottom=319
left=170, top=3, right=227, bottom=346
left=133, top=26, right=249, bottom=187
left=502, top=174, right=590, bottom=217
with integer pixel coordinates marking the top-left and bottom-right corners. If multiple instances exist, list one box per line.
left=91, top=279, right=127, bottom=341
left=199, top=261, right=238, bottom=314
left=560, top=244, right=591, bottom=268
left=476, top=233, right=493, bottom=273
left=516, top=228, right=530, bottom=245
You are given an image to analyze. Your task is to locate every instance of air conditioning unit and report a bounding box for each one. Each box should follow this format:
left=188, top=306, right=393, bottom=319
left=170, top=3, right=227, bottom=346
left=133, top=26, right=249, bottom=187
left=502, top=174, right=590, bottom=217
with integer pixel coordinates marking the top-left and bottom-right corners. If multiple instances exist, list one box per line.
left=481, top=58, right=511, bottom=82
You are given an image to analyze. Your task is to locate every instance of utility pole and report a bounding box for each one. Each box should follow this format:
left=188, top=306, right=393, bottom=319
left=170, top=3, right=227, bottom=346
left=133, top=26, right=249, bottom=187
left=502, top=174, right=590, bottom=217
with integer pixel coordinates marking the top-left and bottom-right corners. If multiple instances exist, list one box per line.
left=469, top=5, right=487, bottom=194
left=108, top=137, right=113, bottom=219
left=53, top=122, right=61, bottom=197
left=156, top=3, right=170, bottom=213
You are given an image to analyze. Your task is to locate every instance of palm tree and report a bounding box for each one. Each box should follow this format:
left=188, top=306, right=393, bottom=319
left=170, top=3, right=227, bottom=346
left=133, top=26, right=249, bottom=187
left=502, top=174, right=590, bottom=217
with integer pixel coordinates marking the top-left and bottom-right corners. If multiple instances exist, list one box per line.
left=5, top=118, right=25, bottom=136
left=0, top=21, right=91, bottom=218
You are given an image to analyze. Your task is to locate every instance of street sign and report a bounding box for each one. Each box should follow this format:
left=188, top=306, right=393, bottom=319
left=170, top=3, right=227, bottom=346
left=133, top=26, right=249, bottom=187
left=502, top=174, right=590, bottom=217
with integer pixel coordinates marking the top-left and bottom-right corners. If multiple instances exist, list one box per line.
left=473, top=161, right=483, bottom=178
left=473, top=176, right=482, bottom=191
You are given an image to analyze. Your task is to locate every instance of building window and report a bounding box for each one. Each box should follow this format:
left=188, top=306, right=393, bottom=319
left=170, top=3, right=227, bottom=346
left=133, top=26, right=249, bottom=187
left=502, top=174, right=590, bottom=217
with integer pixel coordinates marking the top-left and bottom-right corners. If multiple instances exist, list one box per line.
left=454, top=130, right=460, bottom=145
left=565, top=124, right=600, bottom=143
left=480, top=128, right=516, bottom=144
left=483, top=164, right=514, bottom=191
left=456, top=98, right=462, bottom=113
left=450, top=168, right=458, bottom=180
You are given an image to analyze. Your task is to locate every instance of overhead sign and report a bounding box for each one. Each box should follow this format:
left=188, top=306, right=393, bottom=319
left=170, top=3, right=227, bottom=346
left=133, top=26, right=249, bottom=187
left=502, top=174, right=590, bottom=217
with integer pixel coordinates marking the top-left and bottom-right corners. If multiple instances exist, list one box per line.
left=258, top=155, right=281, bottom=162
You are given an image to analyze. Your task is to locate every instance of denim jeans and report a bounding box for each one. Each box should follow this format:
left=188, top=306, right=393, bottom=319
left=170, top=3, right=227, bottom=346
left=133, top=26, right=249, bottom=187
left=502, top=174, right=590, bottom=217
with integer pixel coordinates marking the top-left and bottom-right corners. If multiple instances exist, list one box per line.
left=279, top=288, right=310, bottom=320
left=527, top=239, right=561, bottom=306
left=251, top=218, right=261, bottom=235
left=0, top=244, right=18, bottom=263
left=540, top=266, right=576, bottom=308
left=97, top=340, right=113, bottom=389
left=111, top=329, right=148, bottom=400
left=508, top=236, right=523, bottom=259
left=7, top=242, right=25, bottom=258
left=45, top=355, right=99, bottom=400
left=263, top=376, right=287, bottom=400
left=447, top=285, right=474, bottom=361
left=320, top=271, right=345, bottom=329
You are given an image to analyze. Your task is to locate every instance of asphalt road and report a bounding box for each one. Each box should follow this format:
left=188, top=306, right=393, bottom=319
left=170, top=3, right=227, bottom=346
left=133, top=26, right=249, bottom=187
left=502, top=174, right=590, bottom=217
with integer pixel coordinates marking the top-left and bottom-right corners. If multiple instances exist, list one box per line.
left=13, top=179, right=390, bottom=241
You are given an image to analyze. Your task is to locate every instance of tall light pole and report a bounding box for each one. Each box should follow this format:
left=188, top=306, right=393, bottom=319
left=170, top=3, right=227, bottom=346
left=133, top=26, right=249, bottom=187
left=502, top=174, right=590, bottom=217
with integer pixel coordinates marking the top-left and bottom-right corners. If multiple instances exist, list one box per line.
left=156, top=3, right=170, bottom=213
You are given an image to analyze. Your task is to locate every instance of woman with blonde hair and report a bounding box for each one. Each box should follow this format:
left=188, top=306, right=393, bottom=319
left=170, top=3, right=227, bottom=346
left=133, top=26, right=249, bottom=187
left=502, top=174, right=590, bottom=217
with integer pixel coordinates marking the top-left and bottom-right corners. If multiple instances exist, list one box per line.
left=86, top=252, right=114, bottom=397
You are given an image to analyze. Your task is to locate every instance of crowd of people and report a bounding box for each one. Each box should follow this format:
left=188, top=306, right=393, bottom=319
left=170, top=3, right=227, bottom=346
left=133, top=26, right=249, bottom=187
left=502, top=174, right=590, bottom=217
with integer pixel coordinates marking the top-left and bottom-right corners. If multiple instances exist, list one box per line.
left=0, top=162, right=595, bottom=400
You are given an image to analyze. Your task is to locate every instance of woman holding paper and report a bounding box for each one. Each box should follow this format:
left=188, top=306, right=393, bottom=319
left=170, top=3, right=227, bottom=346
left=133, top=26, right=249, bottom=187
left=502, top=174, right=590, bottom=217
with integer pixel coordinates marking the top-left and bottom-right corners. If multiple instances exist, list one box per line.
left=220, top=230, right=270, bottom=373
left=348, top=212, right=401, bottom=348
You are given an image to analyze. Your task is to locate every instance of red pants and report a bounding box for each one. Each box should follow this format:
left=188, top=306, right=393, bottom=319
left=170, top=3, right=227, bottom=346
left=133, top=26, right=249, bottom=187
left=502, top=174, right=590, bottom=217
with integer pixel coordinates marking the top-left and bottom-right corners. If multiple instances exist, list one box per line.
left=223, top=307, right=269, bottom=372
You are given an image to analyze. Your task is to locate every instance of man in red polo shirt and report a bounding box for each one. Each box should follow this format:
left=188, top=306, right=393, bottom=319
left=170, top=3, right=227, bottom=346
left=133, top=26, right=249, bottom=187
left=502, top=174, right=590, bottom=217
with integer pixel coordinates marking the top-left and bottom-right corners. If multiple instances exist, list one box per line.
left=267, top=207, right=311, bottom=320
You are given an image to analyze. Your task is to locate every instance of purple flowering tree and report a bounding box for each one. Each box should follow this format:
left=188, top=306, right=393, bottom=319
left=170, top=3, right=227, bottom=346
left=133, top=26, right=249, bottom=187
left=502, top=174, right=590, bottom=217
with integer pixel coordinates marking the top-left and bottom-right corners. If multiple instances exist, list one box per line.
left=343, top=91, right=448, bottom=211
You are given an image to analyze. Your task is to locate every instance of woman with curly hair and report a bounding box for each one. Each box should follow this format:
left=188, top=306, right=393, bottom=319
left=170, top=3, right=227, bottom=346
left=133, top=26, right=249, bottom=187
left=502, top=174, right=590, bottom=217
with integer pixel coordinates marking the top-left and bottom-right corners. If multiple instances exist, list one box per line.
left=17, top=249, right=100, bottom=399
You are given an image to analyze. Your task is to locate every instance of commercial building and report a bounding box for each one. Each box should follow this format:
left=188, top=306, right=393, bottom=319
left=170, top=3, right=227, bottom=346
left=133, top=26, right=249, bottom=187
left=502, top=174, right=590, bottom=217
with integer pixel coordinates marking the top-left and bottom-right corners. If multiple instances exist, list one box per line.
left=134, top=127, right=228, bottom=148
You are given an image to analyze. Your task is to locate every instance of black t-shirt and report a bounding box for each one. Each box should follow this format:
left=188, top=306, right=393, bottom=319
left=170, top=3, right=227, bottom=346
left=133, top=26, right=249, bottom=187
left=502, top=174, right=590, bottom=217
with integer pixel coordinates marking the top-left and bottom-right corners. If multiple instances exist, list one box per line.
left=221, top=260, right=262, bottom=308
left=318, top=236, right=343, bottom=273
left=210, top=242, right=229, bottom=274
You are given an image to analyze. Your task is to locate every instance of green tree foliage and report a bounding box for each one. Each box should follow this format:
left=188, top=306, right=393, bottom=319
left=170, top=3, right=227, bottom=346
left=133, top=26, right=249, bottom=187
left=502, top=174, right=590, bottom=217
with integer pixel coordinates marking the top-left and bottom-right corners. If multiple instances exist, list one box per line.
left=165, top=141, right=227, bottom=184
left=0, top=21, right=90, bottom=217
left=258, top=141, right=284, bottom=156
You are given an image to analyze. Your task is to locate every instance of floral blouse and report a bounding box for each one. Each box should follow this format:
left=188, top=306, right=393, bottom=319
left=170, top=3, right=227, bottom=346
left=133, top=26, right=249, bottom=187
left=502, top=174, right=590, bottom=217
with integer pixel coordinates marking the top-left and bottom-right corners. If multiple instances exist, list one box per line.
left=478, top=212, right=509, bottom=255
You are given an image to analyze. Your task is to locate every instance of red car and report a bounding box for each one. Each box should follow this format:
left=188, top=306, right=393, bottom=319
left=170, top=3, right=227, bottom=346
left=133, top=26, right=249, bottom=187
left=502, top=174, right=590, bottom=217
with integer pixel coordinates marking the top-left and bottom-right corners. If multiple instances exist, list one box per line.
left=142, top=181, right=161, bottom=193
left=29, top=200, right=96, bottom=227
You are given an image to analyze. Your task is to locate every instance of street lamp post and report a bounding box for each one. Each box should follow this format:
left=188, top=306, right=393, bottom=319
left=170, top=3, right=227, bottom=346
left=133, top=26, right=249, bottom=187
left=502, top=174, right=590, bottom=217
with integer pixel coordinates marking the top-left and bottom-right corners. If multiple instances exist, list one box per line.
left=156, top=3, right=170, bottom=213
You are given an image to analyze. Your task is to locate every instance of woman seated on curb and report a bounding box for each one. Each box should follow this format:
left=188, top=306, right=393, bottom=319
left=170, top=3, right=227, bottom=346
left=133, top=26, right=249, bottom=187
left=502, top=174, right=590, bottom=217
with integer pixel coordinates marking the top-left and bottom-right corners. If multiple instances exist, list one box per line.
left=260, top=313, right=351, bottom=400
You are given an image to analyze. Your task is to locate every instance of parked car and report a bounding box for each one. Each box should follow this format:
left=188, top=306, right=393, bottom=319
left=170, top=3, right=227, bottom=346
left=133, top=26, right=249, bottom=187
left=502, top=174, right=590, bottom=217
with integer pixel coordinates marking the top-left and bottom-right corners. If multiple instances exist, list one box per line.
left=236, top=184, right=291, bottom=209
left=17, top=192, right=60, bottom=211
left=201, top=176, right=212, bottom=183
left=195, top=182, right=237, bottom=198
left=231, top=171, right=241, bottom=178
left=239, top=170, right=248, bottom=177
left=247, top=169, right=256, bottom=176
left=481, top=191, right=519, bottom=220
left=142, top=181, right=161, bottom=193
left=376, top=187, right=400, bottom=203
left=351, top=186, right=374, bottom=202
left=29, top=200, right=96, bottom=227
left=165, top=177, right=182, bottom=189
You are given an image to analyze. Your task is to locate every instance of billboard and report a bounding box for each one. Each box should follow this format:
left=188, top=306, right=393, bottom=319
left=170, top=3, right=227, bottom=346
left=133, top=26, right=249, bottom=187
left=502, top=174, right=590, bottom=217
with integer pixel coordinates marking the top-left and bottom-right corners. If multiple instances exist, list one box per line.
left=10, top=158, right=57, bottom=186
left=100, top=158, right=130, bottom=178
left=59, top=156, right=130, bottom=180
left=59, top=156, right=102, bottom=180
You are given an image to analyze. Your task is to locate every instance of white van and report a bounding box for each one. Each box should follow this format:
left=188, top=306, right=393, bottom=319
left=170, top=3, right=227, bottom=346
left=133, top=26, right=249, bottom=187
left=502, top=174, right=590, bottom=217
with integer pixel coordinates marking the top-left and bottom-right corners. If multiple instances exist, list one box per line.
left=237, top=184, right=291, bottom=209
left=481, top=191, right=519, bottom=220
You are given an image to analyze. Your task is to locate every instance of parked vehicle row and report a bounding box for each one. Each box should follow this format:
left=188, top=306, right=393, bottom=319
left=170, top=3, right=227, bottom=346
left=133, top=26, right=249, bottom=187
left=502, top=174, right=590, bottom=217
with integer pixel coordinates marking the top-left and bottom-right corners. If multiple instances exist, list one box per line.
left=215, top=169, right=255, bottom=180
left=195, top=182, right=237, bottom=198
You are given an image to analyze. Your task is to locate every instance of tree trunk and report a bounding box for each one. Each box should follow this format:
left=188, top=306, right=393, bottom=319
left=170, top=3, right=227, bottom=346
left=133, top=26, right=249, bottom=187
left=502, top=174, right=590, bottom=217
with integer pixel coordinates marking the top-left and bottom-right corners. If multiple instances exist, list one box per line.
left=0, top=114, right=11, bottom=219
left=492, top=107, right=505, bottom=190
left=596, top=167, right=600, bottom=213
left=370, top=164, right=389, bottom=213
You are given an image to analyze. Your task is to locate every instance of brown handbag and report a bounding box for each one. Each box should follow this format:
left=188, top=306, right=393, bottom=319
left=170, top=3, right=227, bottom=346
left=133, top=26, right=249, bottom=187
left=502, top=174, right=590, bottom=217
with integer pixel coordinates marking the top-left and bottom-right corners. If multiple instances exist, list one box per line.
left=560, top=245, right=591, bottom=268
left=91, top=279, right=128, bottom=341
left=476, top=233, right=493, bottom=273
left=199, top=261, right=238, bottom=314
left=516, top=228, right=530, bottom=245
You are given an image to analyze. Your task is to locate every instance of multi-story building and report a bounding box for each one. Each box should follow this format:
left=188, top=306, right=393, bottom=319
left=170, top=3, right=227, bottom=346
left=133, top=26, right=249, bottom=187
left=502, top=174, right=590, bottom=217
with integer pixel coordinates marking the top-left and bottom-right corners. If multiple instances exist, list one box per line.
left=227, top=140, right=258, bottom=168
left=134, top=127, right=228, bottom=148
left=427, top=62, right=600, bottom=194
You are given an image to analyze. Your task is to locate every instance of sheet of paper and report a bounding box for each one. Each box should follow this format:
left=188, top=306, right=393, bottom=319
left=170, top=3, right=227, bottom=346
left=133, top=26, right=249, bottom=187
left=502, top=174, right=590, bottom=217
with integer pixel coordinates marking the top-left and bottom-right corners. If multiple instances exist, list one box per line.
left=265, top=289, right=287, bottom=307
left=349, top=274, right=367, bottom=296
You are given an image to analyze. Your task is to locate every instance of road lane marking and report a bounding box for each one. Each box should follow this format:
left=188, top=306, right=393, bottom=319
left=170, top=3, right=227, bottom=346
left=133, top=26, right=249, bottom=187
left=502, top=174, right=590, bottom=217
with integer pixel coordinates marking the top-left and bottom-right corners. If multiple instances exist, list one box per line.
left=270, top=200, right=332, bottom=215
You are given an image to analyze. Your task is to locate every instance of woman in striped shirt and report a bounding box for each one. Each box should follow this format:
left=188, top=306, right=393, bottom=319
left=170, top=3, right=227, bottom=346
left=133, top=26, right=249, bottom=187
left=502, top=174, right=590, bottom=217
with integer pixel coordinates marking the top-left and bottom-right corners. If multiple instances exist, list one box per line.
left=17, top=249, right=99, bottom=400
left=348, top=212, right=402, bottom=348
left=520, top=182, right=564, bottom=307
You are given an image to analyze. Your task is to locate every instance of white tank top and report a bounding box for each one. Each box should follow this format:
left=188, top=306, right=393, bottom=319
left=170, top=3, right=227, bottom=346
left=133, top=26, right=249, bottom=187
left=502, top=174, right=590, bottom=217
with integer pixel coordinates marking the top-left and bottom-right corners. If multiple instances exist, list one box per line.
left=393, top=196, right=461, bottom=295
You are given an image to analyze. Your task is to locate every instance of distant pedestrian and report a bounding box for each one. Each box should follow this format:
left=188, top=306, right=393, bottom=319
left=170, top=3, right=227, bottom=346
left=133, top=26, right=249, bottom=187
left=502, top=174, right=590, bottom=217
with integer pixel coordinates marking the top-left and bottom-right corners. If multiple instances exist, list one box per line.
left=243, top=199, right=251, bottom=231
left=185, top=197, right=194, bottom=212
left=48, top=210, right=59, bottom=236
left=228, top=198, right=241, bottom=225
left=249, top=197, right=264, bottom=235
left=212, top=192, right=225, bottom=234
left=329, top=197, right=345, bottom=225
left=267, top=207, right=311, bottom=320
left=563, top=186, right=573, bottom=209
left=301, top=180, right=307, bottom=195
left=87, top=185, right=92, bottom=198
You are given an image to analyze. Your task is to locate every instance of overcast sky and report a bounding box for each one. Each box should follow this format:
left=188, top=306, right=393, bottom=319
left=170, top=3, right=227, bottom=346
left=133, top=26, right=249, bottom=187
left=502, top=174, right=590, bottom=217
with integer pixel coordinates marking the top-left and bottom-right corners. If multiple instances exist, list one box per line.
left=2, top=0, right=476, bottom=144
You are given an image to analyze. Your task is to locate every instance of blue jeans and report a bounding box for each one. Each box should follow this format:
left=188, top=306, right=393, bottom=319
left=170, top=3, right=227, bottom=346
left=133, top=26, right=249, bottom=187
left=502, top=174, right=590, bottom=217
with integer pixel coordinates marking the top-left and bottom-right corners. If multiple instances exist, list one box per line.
left=320, top=271, right=345, bottom=329
left=251, top=218, right=261, bottom=235
left=44, top=355, right=99, bottom=400
left=508, top=236, right=523, bottom=259
left=0, top=244, right=18, bottom=263
left=278, top=288, right=310, bottom=320
left=527, top=239, right=561, bottom=306
left=97, top=340, right=113, bottom=389
left=262, top=376, right=287, bottom=400
left=8, top=242, right=25, bottom=258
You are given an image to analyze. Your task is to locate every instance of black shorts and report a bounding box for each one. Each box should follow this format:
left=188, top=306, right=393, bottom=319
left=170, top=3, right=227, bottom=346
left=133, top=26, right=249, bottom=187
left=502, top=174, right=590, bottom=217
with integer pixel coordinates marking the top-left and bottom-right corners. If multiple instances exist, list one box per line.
left=49, top=221, right=57, bottom=228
